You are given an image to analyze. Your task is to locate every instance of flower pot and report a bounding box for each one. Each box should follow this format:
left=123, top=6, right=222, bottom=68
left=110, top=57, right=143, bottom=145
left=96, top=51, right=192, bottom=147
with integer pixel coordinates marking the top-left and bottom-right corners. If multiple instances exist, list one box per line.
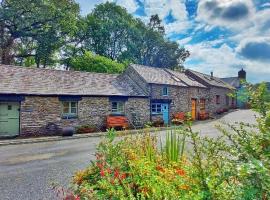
left=62, top=127, right=75, bottom=137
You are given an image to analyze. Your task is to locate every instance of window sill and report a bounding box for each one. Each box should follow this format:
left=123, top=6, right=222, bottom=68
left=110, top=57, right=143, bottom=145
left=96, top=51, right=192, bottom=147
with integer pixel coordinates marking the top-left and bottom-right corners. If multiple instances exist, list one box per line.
left=152, top=113, right=162, bottom=115
left=61, top=115, right=78, bottom=119
left=110, top=113, right=125, bottom=116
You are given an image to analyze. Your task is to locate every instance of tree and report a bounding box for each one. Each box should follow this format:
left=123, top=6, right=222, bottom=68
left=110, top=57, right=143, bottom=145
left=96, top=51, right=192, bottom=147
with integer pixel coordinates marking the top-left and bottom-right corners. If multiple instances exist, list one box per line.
left=80, top=3, right=190, bottom=70
left=84, top=2, right=137, bottom=61
left=70, top=51, right=126, bottom=74
left=0, top=0, right=79, bottom=67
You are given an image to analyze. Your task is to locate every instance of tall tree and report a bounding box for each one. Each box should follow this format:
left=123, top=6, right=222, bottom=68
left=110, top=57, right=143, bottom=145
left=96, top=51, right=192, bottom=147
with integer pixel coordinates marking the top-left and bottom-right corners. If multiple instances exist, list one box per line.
left=84, top=2, right=137, bottom=61
left=0, top=0, right=79, bottom=67
left=78, top=3, right=190, bottom=70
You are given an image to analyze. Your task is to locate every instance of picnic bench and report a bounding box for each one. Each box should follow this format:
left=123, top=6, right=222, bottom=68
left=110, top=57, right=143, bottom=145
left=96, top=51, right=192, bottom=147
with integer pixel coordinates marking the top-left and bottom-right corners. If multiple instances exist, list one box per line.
left=106, top=116, right=129, bottom=129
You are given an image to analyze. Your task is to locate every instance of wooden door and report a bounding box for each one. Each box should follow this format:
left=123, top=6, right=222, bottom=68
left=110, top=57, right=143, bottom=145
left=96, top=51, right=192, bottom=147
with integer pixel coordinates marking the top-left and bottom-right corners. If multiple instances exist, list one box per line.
left=161, top=103, right=169, bottom=125
left=191, top=99, right=197, bottom=120
left=0, top=102, right=20, bottom=136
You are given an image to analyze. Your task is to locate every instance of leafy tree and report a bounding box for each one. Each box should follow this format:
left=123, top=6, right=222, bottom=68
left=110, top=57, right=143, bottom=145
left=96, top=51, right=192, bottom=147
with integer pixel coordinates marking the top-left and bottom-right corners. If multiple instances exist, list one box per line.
left=70, top=51, right=126, bottom=74
left=80, top=3, right=189, bottom=70
left=0, top=0, right=79, bottom=67
left=84, top=2, right=137, bottom=61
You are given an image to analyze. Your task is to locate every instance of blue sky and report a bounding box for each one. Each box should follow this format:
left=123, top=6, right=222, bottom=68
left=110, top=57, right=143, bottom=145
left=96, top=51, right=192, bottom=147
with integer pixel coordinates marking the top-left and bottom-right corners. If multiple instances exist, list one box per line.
left=76, top=0, right=270, bottom=83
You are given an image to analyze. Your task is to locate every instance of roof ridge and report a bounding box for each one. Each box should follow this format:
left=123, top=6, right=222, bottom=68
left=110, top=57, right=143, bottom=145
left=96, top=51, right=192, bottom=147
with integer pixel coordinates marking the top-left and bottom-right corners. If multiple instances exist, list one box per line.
left=0, top=64, right=120, bottom=77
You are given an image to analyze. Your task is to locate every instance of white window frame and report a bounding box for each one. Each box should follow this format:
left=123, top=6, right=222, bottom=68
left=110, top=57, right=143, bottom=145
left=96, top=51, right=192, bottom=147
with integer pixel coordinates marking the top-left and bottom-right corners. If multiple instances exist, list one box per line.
left=111, top=101, right=125, bottom=114
left=162, top=86, right=169, bottom=96
left=151, top=103, right=162, bottom=114
left=61, top=101, right=78, bottom=118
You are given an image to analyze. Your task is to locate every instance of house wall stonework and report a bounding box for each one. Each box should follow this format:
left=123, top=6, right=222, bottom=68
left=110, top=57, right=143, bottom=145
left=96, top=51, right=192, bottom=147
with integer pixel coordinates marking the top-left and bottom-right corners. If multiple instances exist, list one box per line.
left=150, top=84, right=211, bottom=121
left=208, top=87, right=234, bottom=113
left=20, top=96, right=149, bottom=137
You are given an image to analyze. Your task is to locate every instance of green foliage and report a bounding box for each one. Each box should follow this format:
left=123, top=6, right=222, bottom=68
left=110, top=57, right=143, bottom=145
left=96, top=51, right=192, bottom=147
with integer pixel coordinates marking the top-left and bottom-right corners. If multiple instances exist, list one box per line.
left=248, top=82, right=270, bottom=117
left=80, top=2, right=189, bottom=69
left=0, top=0, right=80, bottom=67
left=162, top=128, right=186, bottom=162
left=70, top=51, right=126, bottom=73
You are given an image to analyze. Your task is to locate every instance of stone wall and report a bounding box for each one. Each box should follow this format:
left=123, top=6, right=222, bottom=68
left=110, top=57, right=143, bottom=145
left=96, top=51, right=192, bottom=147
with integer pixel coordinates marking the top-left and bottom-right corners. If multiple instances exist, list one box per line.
left=150, top=84, right=211, bottom=121
left=208, top=87, right=234, bottom=113
left=125, top=98, right=150, bottom=128
left=20, top=96, right=150, bottom=137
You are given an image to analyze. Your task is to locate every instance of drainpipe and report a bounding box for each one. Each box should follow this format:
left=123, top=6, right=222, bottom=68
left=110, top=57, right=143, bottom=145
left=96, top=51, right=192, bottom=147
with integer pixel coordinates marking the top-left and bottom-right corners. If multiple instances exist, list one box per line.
left=150, top=84, right=152, bottom=121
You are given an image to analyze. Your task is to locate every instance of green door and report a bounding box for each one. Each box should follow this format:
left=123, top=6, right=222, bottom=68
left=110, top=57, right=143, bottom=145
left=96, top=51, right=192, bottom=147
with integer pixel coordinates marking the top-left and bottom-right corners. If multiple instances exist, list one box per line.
left=0, top=102, right=20, bottom=136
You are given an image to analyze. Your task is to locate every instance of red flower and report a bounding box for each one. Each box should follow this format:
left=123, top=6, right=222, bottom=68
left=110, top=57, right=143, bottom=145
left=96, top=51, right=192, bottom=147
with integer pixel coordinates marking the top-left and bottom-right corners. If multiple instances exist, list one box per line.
left=74, top=196, right=80, bottom=200
left=114, top=169, right=120, bottom=178
left=176, top=169, right=185, bottom=176
left=100, top=170, right=105, bottom=177
left=120, top=173, right=127, bottom=180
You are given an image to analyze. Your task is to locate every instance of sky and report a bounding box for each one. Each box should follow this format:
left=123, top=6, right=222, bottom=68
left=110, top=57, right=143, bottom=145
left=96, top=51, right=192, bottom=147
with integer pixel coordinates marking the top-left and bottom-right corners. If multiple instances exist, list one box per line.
left=75, top=0, right=270, bottom=83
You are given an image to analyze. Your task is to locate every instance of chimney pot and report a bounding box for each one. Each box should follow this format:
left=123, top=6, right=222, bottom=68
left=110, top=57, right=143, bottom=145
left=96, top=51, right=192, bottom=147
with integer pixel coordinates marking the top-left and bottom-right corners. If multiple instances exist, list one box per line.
left=210, top=71, right=213, bottom=78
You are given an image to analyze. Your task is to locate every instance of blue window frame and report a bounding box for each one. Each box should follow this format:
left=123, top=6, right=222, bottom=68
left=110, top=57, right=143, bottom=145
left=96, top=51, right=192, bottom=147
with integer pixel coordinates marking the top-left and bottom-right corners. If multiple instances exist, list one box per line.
left=151, top=103, right=162, bottom=114
left=162, top=87, right=168, bottom=96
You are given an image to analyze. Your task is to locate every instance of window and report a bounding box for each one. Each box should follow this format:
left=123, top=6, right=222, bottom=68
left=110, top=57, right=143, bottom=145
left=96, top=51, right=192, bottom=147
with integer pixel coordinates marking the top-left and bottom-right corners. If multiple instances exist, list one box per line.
left=61, top=101, right=78, bottom=118
left=199, top=99, right=206, bottom=111
left=216, top=95, right=220, bottom=104
left=111, top=101, right=125, bottom=114
left=162, top=87, right=168, bottom=96
left=151, top=103, right=162, bottom=114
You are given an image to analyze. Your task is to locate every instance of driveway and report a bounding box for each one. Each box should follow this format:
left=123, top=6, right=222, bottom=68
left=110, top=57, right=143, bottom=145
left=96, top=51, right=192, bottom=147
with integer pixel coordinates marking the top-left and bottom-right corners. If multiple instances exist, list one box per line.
left=0, top=109, right=257, bottom=200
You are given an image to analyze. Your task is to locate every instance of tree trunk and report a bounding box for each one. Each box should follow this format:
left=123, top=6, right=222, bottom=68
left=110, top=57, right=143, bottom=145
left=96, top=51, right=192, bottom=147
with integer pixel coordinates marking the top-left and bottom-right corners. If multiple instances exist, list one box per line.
left=1, top=38, right=14, bottom=65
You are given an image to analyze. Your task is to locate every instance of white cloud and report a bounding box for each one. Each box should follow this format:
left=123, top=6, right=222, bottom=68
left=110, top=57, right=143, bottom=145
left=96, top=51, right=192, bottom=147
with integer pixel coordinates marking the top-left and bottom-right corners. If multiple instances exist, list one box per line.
left=142, top=0, right=190, bottom=34
left=196, top=0, right=255, bottom=30
left=111, top=0, right=139, bottom=13
left=184, top=41, right=270, bottom=82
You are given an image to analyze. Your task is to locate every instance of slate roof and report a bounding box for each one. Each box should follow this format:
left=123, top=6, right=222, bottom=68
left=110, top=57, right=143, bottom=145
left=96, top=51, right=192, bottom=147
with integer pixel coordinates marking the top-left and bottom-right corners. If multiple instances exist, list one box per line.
left=131, top=64, right=210, bottom=88
left=166, top=69, right=207, bottom=88
left=130, top=64, right=188, bottom=87
left=186, top=69, right=234, bottom=89
left=221, top=77, right=241, bottom=88
left=0, top=65, right=146, bottom=97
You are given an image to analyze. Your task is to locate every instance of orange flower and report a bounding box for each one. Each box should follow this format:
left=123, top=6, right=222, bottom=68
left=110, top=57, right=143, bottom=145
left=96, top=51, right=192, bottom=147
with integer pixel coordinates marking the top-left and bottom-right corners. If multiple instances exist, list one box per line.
left=156, top=165, right=165, bottom=173
left=176, top=169, right=185, bottom=176
left=179, top=184, right=189, bottom=190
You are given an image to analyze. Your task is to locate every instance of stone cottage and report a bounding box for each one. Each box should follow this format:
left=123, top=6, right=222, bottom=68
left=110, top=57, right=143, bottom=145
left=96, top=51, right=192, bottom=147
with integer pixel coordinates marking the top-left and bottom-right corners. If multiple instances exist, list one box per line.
left=186, top=69, right=236, bottom=113
left=122, top=64, right=234, bottom=123
left=0, top=64, right=235, bottom=137
left=0, top=65, right=149, bottom=137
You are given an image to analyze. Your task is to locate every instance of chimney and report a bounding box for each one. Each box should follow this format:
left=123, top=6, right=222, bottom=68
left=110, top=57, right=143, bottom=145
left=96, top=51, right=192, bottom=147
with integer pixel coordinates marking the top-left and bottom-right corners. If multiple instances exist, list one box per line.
left=238, top=68, right=246, bottom=80
left=210, top=71, right=213, bottom=79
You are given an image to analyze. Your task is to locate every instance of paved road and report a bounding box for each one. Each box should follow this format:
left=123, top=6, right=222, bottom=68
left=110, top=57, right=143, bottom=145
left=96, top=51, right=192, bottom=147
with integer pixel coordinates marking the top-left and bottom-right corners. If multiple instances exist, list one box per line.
left=0, top=109, right=257, bottom=200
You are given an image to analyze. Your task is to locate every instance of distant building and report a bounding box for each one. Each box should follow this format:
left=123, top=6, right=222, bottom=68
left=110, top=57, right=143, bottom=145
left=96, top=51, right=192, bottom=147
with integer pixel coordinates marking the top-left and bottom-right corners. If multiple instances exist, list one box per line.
left=221, top=69, right=248, bottom=108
